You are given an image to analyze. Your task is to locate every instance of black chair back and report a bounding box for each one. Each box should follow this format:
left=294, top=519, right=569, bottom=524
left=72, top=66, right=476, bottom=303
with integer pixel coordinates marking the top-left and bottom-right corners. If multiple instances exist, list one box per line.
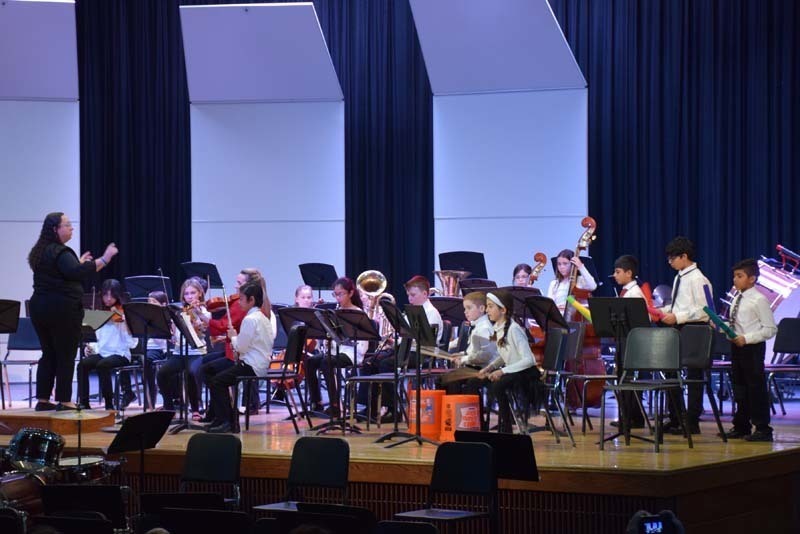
left=286, top=436, right=350, bottom=502
left=140, top=492, right=225, bottom=513
left=272, top=303, right=289, bottom=351
left=7, top=317, right=40, bottom=351
left=773, top=317, right=800, bottom=355
left=296, top=502, right=376, bottom=530
left=438, top=320, right=453, bottom=350
left=0, top=300, right=21, bottom=333
left=181, top=433, right=241, bottom=484
left=541, top=328, right=567, bottom=372
left=42, top=484, right=127, bottom=529
left=711, top=330, right=732, bottom=359
left=564, top=322, right=586, bottom=361
left=35, top=514, right=113, bottom=534
left=283, top=324, right=308, bottom=367
left=429, top=441, right=496, bottom=500
left=376, top=520, right=439, bottom=533
left=456, top=321, right=470, bottom=352
left=161, top=507, right=253, bottom=534
left=680, top=325, right=714, bottom=370
left=277, top=511, right=365, bottom=534
left=623, top=328, right=680, bottom=372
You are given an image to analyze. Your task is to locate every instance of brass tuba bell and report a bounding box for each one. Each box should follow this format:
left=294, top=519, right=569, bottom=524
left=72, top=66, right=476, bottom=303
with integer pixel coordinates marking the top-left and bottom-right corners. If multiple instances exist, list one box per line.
left=432, top=270, right=471, bottom=297
left=356, top=270, right=396, bottom=338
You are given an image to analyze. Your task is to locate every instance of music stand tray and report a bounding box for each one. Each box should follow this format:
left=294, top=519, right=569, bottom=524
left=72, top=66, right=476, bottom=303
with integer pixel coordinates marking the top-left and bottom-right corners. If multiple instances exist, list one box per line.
left=0, top=300, right=21, bottom=334
left=439, top=251, right=488, bottom=279
left=181, top=262, right=224, bottom=290
left=107, top=411, right=175, bottom=493
left=125, top=276, right=174, bottom=302
left=459, top=278, right=497, bottom=295
left=429, top=296, right=466, bottom=325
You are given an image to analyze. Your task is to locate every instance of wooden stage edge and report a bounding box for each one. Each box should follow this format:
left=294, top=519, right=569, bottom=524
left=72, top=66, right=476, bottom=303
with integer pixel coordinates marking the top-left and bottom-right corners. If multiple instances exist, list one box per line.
left=3, top=409, right=800, bottom=533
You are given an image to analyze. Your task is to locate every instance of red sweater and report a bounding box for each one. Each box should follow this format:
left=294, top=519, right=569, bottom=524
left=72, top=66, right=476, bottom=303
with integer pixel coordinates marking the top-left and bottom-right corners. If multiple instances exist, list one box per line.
left=208, top=300, right=246, bottom=361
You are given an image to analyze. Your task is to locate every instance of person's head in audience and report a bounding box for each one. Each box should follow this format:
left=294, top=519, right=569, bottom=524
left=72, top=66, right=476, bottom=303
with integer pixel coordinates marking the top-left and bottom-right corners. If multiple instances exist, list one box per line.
left=295, top=284, right=314, bottom=308
left=144, top=529, right=171, bottom=534
left=404, top=275, right=431, bottom=306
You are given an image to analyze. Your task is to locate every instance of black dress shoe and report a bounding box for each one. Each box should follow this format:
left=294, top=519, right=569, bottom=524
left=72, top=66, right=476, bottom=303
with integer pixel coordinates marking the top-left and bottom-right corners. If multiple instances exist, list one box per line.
left=380, top=411, right=396, bottom=424
left=55, top=403, right=78, bottom=411
left=721, top=427, right=751, bottom=439
left=207, top=422, right=232, bottom=433
left=35, top=401, right=57, bottom=412
left=668, top=423, right=700, bottom=435
left=744, top=430, right=773, bottom=442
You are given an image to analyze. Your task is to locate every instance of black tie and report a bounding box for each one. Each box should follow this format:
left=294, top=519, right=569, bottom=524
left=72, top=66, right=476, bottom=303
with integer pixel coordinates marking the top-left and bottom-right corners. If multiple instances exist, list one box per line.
left=730, top=294, right=742, bottom=326
left=670, top=274, right=681, bottom=312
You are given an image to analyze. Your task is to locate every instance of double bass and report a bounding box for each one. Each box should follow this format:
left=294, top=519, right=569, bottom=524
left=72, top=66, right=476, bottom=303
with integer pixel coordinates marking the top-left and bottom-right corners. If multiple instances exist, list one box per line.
left=562, top=217, right=605, bottom=410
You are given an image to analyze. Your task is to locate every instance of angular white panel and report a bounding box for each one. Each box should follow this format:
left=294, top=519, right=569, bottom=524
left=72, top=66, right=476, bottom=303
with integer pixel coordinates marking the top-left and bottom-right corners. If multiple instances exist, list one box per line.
left=192, top=221, right=345, bottom=305
left=409, top=0, right=585, bottom=95
left=0, top=0, right=78, bottom=100
left=180, top=3, right=343, bottom=103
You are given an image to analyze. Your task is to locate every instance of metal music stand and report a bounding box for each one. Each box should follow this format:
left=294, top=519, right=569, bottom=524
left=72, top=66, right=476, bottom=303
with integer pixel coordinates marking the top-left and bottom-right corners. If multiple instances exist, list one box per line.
left=107, top=410, right=175, bottom=494
left=299, top=263, right=338, bottom=301
left=167, top=306, right=207, bottom=434
left=125, top=276, right=174, bottom=302
left=0, top=300, right=21, bottom=429
left=429, top=296, right=466, bottom=325
left=181, top=262, right=224, bottom=291
left=439, top=251, right=488, bottom=279
left=588, top=297, right=651, bottom=443
left=384, top=304, right=439, bottom=448
left=124, top=303, right=173, bottom=412
left=459, top=278, right=497, bottom=295
left=374, top=299, right=417, bottom=446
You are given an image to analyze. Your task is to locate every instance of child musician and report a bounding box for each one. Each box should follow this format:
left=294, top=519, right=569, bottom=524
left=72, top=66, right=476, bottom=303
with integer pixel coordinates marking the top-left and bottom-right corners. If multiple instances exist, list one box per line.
left=207, top=281, right=273, bottom=433
left=658, top=236, right=711, bottom=435
left=725, top=259, right=778, bottom=442
left=141, top=291, right=170, bottom=409
left=547, top=249, right=598, bottom=312
left=477, top=290, right=540, bottom=433
left=611, top=255, right=646, bottom=429
left=513, top=263, right=533, bottom=287
left=77, top=279, right=138, bottom=410
left=442, top=291, right=498, bottom=394
left=156, top=278, right=209, bottom=418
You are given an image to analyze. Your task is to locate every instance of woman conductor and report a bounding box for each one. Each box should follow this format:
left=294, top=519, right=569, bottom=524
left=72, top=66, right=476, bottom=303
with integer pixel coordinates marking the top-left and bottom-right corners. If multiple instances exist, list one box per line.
left=28, top=212, right=118, bottom=410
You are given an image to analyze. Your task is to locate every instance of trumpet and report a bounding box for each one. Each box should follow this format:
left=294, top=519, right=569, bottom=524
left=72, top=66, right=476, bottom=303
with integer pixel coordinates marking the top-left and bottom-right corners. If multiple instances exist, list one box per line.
left=356, top=270, right=396, bottom=338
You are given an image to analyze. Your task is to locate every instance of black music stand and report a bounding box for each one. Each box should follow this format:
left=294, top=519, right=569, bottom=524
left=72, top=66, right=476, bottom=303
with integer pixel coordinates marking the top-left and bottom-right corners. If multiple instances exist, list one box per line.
left=167, top=307, right=207, bottom=434
left=525, top=296, right=569, bottom=332
left=0, top=300, right=21, bottom=430
left=455, top=430, right=539, bottom=482
left=78, top=310, right=114, bottom=405
left=277, top=307, right=330, bottom=420
left=335, top=308, right=382, bottom=426
left=374, top=300, right=417, bottom=445
left=588, top=297, right=651, bottom=443
left=124, top=303, right=172, bottom=412
left=459, top=278, right=497, bottom=295
left=107, top=410, right=175, bottom=493
left=299, top=263, right=338, bottom=300
left=385, top=304, right=439, bottom=448
left=496, top=286, right=542, bottom=328
left=439, top=251, right=488, bottom=279
left=125, top=275, right=174, bottom=302
left=181, top=262, right=224, bottom=291
left=429, top=296, right=466, bottom=326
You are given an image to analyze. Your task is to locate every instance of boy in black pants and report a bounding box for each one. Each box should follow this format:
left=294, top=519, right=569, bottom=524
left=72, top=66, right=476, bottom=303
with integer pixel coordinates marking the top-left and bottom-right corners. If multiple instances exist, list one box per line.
left=725, top=259, right=777, bottom=442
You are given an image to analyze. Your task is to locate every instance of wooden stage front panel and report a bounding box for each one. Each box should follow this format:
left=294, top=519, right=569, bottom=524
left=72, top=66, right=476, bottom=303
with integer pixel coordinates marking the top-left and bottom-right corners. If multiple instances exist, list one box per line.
left=2, top=411, right=800, bottom=533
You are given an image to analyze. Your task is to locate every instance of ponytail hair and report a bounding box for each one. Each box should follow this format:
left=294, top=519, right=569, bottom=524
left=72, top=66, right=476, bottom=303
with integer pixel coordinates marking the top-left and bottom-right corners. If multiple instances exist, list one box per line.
left=28, top=212, right=64, bottom=270
left=240, top=267, right=272, bottom=318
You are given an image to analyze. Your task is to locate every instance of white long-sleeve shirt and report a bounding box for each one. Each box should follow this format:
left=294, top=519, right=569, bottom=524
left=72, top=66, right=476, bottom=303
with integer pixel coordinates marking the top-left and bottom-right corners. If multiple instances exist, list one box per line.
left=658, top=263, right=711, bottom=324
left=485, top=320, right=536, bottom=375
left=621, top=281, right=645, bottom=299
left=91, top=321, right=138, bottom=358
left=230, top=307, right=273, bottom=377
left=729, top=287, right=778, bottom=345
left=455, top=314, right=497, bottom=367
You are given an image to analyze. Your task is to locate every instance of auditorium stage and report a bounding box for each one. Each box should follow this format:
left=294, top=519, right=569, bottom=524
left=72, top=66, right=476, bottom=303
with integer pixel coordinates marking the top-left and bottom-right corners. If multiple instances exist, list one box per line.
left=2, top=407, right=800, bottom=534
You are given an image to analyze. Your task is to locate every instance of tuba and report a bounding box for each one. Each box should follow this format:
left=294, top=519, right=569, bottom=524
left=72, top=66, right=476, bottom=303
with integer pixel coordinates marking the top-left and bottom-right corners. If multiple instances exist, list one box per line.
left=432, top=270, right=471, bottom=297
left=356, top=270, right=396, bottom=338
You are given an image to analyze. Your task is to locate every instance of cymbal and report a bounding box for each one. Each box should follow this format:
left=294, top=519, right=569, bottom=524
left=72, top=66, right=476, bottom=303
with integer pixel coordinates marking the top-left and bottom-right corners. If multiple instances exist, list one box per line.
left=52, top=410, right=110, bottom=421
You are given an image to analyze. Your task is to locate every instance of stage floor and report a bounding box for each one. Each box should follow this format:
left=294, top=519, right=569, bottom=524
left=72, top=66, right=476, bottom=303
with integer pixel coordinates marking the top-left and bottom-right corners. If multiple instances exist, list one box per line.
left=3, top=402, right=800, bottom=533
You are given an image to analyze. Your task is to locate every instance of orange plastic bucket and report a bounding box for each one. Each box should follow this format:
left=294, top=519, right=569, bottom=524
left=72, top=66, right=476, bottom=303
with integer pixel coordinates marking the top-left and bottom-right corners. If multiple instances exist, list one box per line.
left=440, top=394, right=481, bottom=441
left=407, top=388, right=445, bottom=440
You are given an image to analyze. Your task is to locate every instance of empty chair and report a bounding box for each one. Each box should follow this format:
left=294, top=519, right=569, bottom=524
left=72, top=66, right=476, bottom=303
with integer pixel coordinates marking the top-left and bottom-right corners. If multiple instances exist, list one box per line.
left=395, top=441, right=498, bottom=534
left=679, top=325, right=726, bottom=442
left=180, top=433, right=242, bottom=508
left=137, top=492, right=225, bottom=534
left=254, top=436, right=350, bottom=512
left=765, top=318, right=800, bottom=416
left=2, top=316, right=41, bottom=409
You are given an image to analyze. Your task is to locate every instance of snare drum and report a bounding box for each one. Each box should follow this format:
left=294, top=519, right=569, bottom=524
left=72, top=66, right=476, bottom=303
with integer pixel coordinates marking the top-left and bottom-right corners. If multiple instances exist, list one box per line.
left=7, top=428, right=65, bottom=471
left=54, top=456, right=108, bottom=484
left=0, top=470, right=45, bottom=518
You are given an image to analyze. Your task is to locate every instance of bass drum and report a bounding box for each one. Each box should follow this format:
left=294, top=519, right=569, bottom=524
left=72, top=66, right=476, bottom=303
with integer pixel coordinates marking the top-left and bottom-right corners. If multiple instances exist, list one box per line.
left=0, top=470, right=46, bottom=519
left=7, top=428, right=65, bottom=471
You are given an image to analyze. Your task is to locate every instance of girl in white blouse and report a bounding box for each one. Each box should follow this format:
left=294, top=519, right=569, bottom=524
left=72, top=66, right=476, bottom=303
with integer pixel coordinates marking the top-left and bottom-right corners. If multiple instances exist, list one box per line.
left=477, top=290, right=541, bottom=433
left=547, top=249, right=598, bottom=313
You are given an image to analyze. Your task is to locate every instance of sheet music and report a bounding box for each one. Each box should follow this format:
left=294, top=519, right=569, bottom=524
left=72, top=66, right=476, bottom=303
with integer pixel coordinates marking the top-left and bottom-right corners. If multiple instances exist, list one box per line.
left=419, top=346, right=464, bottom=361
left=180, top=311, right=206, bottom=349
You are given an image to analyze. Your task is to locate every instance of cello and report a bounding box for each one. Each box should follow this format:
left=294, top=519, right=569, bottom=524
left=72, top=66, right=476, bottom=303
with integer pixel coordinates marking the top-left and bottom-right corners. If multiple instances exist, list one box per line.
left=562, top=217, right=605, bottom=410
left=526, top=253, right=549, bottom=365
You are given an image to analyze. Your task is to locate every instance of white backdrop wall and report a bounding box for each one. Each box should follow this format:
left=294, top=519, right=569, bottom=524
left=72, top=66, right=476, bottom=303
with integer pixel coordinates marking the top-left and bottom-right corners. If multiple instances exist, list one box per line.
left=191, top=101, right=345, bottom=303
left=433, top=89, right=589, bottom=289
